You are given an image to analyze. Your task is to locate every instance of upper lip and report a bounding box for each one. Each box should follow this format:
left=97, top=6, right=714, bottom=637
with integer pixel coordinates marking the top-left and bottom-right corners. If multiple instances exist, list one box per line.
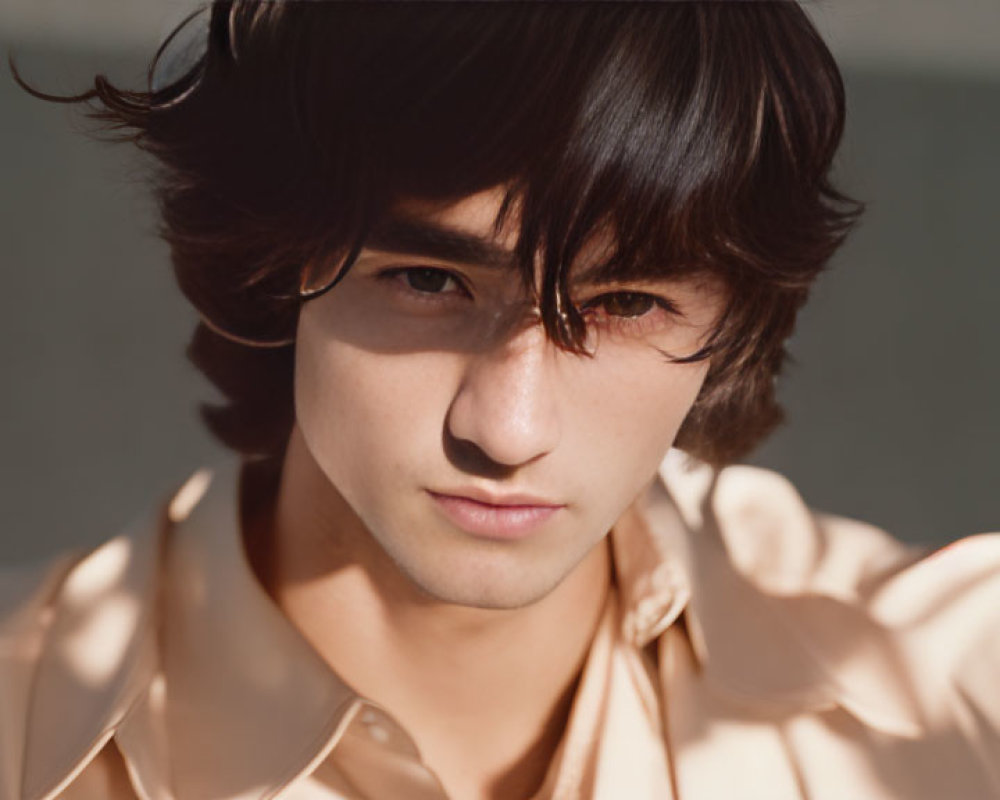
left=428, top=487, right=564, bottom=508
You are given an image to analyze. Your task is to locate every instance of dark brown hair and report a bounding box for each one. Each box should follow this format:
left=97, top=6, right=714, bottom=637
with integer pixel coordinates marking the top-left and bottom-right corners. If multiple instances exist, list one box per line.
left=16, top=1, right=860, bottom=466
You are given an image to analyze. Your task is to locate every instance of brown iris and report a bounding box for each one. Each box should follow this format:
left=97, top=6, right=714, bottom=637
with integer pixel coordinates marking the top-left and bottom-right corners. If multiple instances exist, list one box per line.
left=593, top=292, right=655, bottom=317
left=406, top=268, right=452, bottom=293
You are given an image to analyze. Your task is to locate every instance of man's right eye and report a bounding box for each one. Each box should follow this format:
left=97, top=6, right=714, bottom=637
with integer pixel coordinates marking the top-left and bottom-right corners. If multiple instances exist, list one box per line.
left=377, top=266, right=469, bottom=298
left=403, top=267, right=455, bottom=293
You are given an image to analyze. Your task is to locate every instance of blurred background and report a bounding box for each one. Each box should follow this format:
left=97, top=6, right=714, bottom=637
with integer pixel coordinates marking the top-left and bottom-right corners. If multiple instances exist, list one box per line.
left=1, top=1, right=997, bottom=565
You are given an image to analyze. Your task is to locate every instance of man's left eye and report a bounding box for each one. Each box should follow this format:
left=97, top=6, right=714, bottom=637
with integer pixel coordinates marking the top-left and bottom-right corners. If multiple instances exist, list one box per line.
left=585, top=292, right=658, bottom=317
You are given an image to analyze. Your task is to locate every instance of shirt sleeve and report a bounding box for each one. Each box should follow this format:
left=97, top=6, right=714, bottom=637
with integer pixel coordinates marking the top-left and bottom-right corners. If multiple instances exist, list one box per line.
left=864, top=531, right=1000, bottom=786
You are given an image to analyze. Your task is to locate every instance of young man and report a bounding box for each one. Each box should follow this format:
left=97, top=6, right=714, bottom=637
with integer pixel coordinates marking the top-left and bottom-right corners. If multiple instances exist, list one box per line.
left=3, top=3, right=998, bottom=799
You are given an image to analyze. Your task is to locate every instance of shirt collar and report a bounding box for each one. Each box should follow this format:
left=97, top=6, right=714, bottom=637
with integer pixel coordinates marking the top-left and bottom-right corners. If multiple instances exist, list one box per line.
left=22, top=451, right=924, bottom=798
left=117, top=460, right=373, bottom=800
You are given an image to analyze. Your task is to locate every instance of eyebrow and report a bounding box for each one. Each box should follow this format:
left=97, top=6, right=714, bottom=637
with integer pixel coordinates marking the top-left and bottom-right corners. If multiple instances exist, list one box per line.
left=365, top=216, right=518, bottom=270
left=363, top=214, right=679, bottom=293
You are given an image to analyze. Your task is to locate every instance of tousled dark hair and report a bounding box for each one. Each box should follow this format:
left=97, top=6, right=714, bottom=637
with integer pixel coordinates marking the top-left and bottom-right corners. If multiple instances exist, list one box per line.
left=16, top=1, right=860, bottom=466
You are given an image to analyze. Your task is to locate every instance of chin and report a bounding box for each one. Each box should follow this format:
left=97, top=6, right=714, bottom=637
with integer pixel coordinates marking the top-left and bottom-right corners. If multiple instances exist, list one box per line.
left=404, top=555, right=568, bottom=610
left=419, top=582, right=558, bottom=611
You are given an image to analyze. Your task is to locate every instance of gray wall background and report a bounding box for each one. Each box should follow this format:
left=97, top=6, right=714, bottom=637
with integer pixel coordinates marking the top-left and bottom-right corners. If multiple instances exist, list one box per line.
left=1, top=6, right=998, bottom=566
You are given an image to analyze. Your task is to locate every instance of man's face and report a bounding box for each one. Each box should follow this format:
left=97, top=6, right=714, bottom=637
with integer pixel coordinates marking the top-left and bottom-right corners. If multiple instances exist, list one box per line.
left=293, top=188, right=724, bottom=609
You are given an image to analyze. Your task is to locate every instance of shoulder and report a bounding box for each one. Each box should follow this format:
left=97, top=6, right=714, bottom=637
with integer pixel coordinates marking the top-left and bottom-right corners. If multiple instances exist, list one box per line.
left=0, top=497, right=169, bottom=800
left=0, top=550, right=82, bottom=756
left=659, top=450, right=913, bottom=595
left=863, top=530, right=1000, bottom=751
left=0, top=551, right=79, bottom=640
left=657, top=451, right=1000, bottom=777
left=652, top=453, right=1000, bottom=795
left=662, top=448, right=1000, bottom=643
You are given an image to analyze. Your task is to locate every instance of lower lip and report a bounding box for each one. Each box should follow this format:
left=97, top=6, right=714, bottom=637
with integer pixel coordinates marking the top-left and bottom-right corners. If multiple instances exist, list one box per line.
left=428, top=493, right=563, bottom=540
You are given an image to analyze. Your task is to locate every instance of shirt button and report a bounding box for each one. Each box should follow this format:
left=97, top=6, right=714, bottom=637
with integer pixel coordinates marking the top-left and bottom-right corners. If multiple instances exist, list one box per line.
left=360, top=708, right=391, bottom=744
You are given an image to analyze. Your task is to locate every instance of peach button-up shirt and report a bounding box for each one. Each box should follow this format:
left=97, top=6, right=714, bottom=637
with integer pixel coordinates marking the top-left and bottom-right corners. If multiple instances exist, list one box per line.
left=2, top=452, right=998, bottom=799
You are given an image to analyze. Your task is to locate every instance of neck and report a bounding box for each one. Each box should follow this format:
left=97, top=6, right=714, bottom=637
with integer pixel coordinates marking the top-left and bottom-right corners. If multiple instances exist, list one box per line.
left=243, top=428, right=612, bottom=799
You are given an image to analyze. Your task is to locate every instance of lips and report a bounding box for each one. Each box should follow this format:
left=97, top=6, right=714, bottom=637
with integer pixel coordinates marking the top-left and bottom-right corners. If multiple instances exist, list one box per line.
left=427, top=489, right=564, bottom=540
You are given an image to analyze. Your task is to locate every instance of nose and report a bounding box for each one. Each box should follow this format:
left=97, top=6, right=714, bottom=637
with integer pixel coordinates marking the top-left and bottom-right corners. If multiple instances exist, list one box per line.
left=445, top=321, right=561, bottom=469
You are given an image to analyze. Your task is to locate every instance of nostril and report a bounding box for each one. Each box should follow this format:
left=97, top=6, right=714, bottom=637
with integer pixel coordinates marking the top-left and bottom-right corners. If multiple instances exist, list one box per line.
left=442, top=428, right=520, bottom=481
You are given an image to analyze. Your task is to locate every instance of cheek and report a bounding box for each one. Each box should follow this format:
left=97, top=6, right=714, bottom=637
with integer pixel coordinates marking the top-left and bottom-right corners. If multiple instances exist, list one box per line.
left=294, top=314, right=456, bottom=487
left=569, top=354, right=709, bottom=482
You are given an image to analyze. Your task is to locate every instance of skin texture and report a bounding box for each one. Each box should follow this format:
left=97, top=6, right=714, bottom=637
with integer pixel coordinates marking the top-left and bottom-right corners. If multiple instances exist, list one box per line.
left=264, top=187, right=725, bottom=798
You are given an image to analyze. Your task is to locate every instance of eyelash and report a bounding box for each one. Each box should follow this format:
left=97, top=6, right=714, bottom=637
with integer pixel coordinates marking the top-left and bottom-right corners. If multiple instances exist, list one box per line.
left=580, top=292, right=678, bottom=337
left=376, top=266, right=676, bottom=332
left=378, top=266, right=471, bottom=301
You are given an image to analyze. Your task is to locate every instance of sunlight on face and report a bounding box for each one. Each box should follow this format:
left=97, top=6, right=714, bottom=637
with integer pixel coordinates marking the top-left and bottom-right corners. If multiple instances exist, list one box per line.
left=293, top=188, right=725, bottom=609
